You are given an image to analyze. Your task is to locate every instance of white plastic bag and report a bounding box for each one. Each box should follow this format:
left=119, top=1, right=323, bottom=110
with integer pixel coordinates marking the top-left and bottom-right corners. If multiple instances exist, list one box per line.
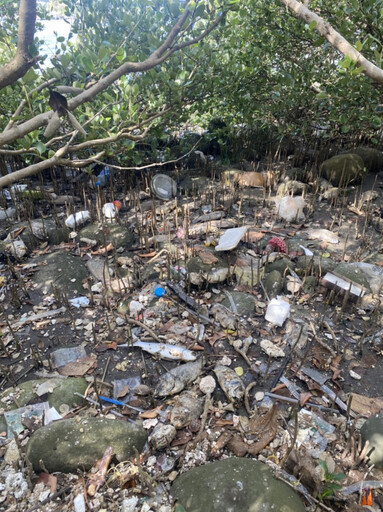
left=265, top=297, right=290, bottom=327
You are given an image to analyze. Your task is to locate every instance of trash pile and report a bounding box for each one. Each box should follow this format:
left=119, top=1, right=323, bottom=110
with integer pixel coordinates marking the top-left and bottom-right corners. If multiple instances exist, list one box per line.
left=0, top=154, right=383, bottom=512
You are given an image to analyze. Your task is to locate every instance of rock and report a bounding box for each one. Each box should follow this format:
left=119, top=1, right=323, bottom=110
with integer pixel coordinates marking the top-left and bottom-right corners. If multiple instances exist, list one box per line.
left=333, top=263, right=373, bottom=293
left=233, top=253, right=261, bottom=286
left=361, top=413, right=383, bottom=468
left=122, top=496, right=139, bottom=512
left=86, top=258, right=113, bottom=283
left=260, top=339, right=285, bottom=358
left=267, top=258, right=294, bottom=274
left=32, top=251, right=89, bottom=295
left=187, top=256, right=230, bottom=286
left=171, top=457, right=306, bottom=512
left=321, top=154, right=365, bottom=186
left=5, top=471, right=28, bottom=499
left=264, top=270, right=283, bottom=299
left=149, top=424, right=177, bottom=450
left=170, top=391, right=204, bottom=429
left=221, top=292, right=255, bottom=316
left=78, top=223, right=135, bottom=250
left=4, top=440, right=20, bottom=468
left=296, top=255, right=335, bottom=275
left=345, top=146, right=383, bottom=173
left=26, top=417, right=147, bottom=473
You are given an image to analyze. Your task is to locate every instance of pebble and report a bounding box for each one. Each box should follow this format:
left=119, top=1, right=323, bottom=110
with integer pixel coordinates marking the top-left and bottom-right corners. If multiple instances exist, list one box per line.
left=122, top=496, right=139, bottom=512
left=255, top=391, right=265, bottom=401
left=199, top=375, right=216, bottom=394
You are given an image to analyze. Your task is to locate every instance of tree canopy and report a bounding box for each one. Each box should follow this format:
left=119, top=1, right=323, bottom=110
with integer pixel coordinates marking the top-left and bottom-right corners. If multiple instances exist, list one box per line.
left=1, top=0, right=383, bottom=188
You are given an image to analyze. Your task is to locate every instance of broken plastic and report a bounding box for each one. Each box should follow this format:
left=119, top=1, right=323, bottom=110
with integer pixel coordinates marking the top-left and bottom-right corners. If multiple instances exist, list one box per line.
left=215, top=226, right=248, bottom=252
left=102, top=201, right=121, bottom=219
left=69, top=296, right=90, bottom=308
left=265, top=297, right=290, bottom=327
left=322, top=272, right=366, bottom=298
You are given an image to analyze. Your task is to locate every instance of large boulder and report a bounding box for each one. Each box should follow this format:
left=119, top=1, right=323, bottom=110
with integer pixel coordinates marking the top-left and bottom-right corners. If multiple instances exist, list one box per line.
left=321, top=154, right=365, bottom=186
left=32, top=251, right=89, bottom=295
left=26, top=417, right=147, bottom=473
left=171, top=457, right=306, bottom=512
left=78, top=223, right=135, bottom=250
left=345, top=146, right=383, bottom=173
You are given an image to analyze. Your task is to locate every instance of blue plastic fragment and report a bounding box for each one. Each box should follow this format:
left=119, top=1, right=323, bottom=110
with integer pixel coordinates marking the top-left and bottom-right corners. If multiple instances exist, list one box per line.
left=99, top=395, right=125, bottom=406
left=154, top=286, right=166, bottom=298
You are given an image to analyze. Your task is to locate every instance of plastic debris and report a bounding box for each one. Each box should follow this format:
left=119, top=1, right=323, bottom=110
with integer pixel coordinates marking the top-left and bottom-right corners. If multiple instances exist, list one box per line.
left=322, top=272, right=366, bottom=298
left=265, top=297, right=290, bottom=326
left=151, top=174, right=177, bottom=200
left=65, top=210, right=91, bottom=229
left=95, top=166, right=110, bottom=187
left=51, top=346, right=87, bottom=369
left=4, top=402, right=50, bottom=437
left=69, top=296, right=90, bottom=308
left=154, top=286, right=166, bottom=298
left=102, top=200, right=122, bottom=219
left=274, top=196, right=306, bottom=223
left=215, top=226, right=248, bottom=252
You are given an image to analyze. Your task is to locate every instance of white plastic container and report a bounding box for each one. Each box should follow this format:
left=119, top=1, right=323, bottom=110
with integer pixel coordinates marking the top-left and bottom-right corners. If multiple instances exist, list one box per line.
left=265, top=297, right=290, bottom=327
left=65, top=211, right=90, bottom=229
left=102, top=201, right=121, bottom=219
left=215, top=226, right=248, bottom=252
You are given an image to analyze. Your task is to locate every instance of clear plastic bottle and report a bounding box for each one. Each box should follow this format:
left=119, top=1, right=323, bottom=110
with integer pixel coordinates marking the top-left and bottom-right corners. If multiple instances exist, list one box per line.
left=95, top=166, right=110, bottom=187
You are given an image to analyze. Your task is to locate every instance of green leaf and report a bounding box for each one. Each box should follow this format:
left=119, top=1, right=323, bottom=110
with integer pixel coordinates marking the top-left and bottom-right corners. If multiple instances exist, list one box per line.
left=35, top=142, right=46, bottom=155
left=174, top=505, right=187, bottom=512
left=22, top=68, right=38, bottom=84
left=355, top=40, right=363, bottom=51
left=57, top=36, right=65, bottom=42
left=308, top=20, right=317, bottom=30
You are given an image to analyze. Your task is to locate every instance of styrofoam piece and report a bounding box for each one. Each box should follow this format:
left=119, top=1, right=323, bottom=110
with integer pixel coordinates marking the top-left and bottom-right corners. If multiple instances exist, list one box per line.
left=265, top=297, right=290, bottom=327
left=215, top=226, right=248, bottom=252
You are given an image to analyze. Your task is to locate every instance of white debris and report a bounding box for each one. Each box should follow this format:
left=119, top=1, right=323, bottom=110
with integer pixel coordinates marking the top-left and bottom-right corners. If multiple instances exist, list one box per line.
left=274, top=196, right=306, bottom=223
left=260, top=339, right=285, bottom=358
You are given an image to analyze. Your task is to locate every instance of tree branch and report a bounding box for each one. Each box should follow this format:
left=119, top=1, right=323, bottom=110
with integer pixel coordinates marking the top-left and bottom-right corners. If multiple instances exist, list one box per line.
left=0, top=0, right=38, bottom=89
left=279, top=0, right=383, bottom=85
left=0, top=5, right=228, bottom=147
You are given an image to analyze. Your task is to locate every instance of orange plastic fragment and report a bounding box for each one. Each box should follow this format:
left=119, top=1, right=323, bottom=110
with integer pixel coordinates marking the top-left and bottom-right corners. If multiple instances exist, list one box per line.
left=361, top=487, right=373, bottom=506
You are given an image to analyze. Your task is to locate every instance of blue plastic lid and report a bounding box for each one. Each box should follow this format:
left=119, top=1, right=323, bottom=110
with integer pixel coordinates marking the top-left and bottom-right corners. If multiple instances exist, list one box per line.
left=154, top=286, right=166, bottom=298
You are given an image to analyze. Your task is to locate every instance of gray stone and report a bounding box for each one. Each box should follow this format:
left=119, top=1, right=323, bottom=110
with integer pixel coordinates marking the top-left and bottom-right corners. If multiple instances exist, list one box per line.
left=187, top=256, right=230, bottom=286
left=321, top=153, right=365, bottom=186
left=295, top=255, right=335, bottom=275
left=86, top=258, right=113, bottom=282
left=333, top=263, right=372, bottom=292
left=78, top=223, right=135, bottom=250
left=32, top=251, right=89, bottom=295
left=267, top=258, right=294, bottom=274
left=361, top=413, right=383, bottom=468
left=345, top=146, right=383, bottom=173
left=221, top=292, right=255, bottom=316
left=264, top=270, right=283, bottom=299
left=171, top=457, right=306, bottom=512
left=26, top=417, right=147, bottom=473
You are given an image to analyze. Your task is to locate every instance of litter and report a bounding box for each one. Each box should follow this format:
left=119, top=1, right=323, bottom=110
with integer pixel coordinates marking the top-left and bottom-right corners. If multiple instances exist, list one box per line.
left=65, top=211, right=91, bottom=229
left=322, top=272, right=366, bottom=298
left=265, top=297, right=290, bottom=327
left=69, top=296, right=90, bottom=308
left=120, top=339, right=197, bottom=362
left=151, top=174, right=177, bottom=200
left=215, top=226, right=248, bottom=251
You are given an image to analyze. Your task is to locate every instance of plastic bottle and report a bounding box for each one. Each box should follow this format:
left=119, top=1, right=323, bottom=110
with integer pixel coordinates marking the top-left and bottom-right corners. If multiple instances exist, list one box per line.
left=95, top=166, right=110, bottom=187
left=102, top=200, right=122, bottom=219
left=65, top=210, right=91, bottom=228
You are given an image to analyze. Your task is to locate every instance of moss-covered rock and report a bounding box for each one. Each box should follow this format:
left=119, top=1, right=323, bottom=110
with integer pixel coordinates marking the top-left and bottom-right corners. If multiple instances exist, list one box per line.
left=264, top=270, right=283, bottom=299
left=78, top=223, right=135, bottom=250
left=171, top=457, right=306, bottom=512
left=345, top=146, right=383, bottom=173
left=32, top=251, right=89, bottom=295
left=361, top=413, right=383, bottom=468
left=321, top=154, right=365, bottom=186
left=26, top=417, right=147, bottom=473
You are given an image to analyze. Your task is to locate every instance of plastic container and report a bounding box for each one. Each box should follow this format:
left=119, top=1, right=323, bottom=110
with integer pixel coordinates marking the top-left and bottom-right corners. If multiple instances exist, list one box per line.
left=264, top=297, right=290, bottom=327
left=95, top=166, right=110, bottom=187
left=154, top=286, right=166, bottom=298
left=151, top=174, right=177, bottom=200
left=65, top=210, right=91, bottom=229
left=215, top=226, right=248, bottom=252
left=102, top=200, right=122, bottom=219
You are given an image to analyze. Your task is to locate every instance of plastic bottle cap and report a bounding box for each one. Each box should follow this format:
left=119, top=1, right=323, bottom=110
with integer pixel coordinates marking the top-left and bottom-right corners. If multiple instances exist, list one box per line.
left=154, top=286, right=166, bottom=298
left=113, top=200, right=122, bottom=211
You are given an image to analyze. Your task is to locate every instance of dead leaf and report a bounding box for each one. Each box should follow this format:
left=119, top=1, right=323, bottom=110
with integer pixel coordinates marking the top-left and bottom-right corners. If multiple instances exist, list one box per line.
left=38, top=472, right=57, bottom=494
left=95, top=342, right=117, bottom=352
left=170, top=430, right=192, bottom=447
left=349, top=393, right=383, bottom=416
left=59, top=354, right=97, bottom=376
left=227, top=434, right=248, bottom=457
left=91, top=243, right=114, bottom=255
left=299, top=392, right=312, bottom=407
left=197, top=250, right=218, bottom=265
left=138, top=251, right=157, bottom=258
left=247, top=230, right=264, bottom=242
left=87, top=446, right=114, bottom=497
left=246, top=404, right=279, bottom=456
left=139, top=406, right=163, bottom=419
left=117, top=386, right=130, bottom=399
left=211, top=430, right=233, bottom=454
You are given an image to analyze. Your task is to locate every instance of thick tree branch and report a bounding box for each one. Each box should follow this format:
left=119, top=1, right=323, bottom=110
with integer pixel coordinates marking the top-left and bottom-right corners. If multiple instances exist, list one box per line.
left=0, top=5, right=227, bottom=147
left=0, top=150, right=105, bottom=188
left=279, top=0, right=383, bottom=85
left=0, top=0, right=38, bottom=89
